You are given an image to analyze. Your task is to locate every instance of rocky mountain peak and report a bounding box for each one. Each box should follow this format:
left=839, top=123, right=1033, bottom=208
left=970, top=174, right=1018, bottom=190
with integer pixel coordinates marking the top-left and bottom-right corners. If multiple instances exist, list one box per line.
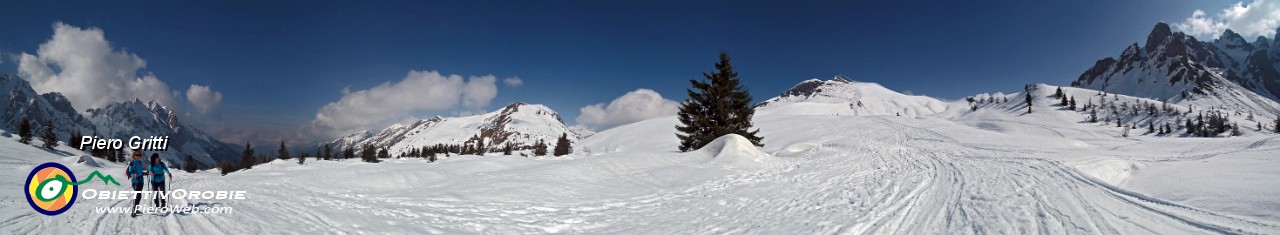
left=1145, top=22, right=1174, bottom=52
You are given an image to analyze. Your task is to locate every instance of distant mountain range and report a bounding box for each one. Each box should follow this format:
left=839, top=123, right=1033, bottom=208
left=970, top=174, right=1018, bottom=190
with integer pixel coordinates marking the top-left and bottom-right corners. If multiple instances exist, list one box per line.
left=0, top=73, right=237, bottom=168
left=1072, top=22, right=1280, bottom=116
left=5, top=21, right=1279, bottom=169
left=84, top=99, right=238, bottom=168
left=0, top=74, right=97, bottom=140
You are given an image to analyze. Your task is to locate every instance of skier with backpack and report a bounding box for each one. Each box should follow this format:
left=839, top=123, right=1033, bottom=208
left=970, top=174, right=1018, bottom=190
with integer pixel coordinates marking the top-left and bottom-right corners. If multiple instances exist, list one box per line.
left=126, top=150, right=147, bottom=218
left=148, top=153, right=172, bottom=208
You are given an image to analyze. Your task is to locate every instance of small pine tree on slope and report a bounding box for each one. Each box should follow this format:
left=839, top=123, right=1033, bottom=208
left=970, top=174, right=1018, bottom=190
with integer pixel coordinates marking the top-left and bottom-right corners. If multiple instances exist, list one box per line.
left=18, top=116, right=32, bottom=144
left=553, top=133, right=571, bottom=156
left=41, top=120, right=58, bottom=149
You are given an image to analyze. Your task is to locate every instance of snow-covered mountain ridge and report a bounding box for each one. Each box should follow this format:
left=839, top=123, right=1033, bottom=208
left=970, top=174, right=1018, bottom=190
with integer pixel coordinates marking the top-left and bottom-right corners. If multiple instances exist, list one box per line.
left=1072, top=22, right=1280, bottom=110
left=329, top=102, right=579, bottom=156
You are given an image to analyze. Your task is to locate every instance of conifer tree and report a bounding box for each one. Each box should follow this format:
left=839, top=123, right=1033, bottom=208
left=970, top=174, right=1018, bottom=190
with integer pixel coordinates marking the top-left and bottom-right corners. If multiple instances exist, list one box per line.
left=277, top=141, right=291, bottom=160
left=377, top=147, right=389, bottom=159
left=241, top=142, right=255, bottom=170
left=219, top=161, right=233, bottom=176
left=41, top=120, right=58, bottom=149
left=69, top=130, right=81, bottom=150
left=323, top=144, right=333, bottom=161
left=361, top=144, right=377, bottom=163
left=553, top=133, right=571, bottom=156
left=1025, top=91, right=1033, bottom=114
left=1068, top=97, right=1077, bottom=110
left=1274, top=118, right=1280, bottom=133
left=533, top=139, right=548, bottom=156
left=184, top=155, right=198, bottom=173
left=298, top=150, right=307, bottom=165
left=675, top=52, right=763, bottom=152
left=18, top=115, right=32, bottom=144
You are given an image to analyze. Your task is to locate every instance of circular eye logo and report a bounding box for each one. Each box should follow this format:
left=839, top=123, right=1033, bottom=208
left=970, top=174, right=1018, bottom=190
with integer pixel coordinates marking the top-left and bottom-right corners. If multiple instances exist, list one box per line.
left=25, top=162, right=78, bottom=216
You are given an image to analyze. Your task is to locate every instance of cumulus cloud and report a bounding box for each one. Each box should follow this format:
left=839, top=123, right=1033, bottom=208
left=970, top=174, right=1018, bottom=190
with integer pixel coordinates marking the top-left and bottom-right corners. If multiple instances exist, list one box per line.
left=16, top=22, right=227, bottom=116
left=17, top=22, right=190, bottom=110
left=503, top=77, right=524, bottom=87
left=186, top=84, right=223, bottom=115
left=310, top=70, right=500, bottom=137
left=576, top=89, right=679, bottom=129
left=464, top=75, right=498, bottom=108
left=1175, top=0, right=1280, bottom=39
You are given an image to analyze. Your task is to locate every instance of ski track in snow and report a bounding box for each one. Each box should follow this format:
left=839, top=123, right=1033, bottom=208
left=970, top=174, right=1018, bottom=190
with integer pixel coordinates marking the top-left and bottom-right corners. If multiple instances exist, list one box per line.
left=1, top=114, right=1278, bottom=234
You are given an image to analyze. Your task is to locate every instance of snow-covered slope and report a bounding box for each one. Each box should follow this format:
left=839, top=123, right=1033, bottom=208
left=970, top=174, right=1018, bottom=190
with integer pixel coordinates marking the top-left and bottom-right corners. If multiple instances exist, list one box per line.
left=12, top=97, right=1279, bottom=234
left=0, top=73, right=97, bottom=141
left=3, top=80, right=1279, bottom=233
left=1072, top=22, right=1280, bottom=107
left=329, top=102, right=579, bottom=156
left=945, top=84, right=1277, bottom=138
left=755, top=76, right=948, bottom=117
left=84, top=99, right=238, bottom=168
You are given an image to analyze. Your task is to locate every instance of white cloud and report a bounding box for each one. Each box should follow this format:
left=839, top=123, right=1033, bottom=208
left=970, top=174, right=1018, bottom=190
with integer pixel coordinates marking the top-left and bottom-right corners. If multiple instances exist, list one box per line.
left=503, top=77, right=524, bottom=87
left=186, top=84, right=223, bottom=115
left=16, top=22, right=223, bottom=113
left=1175, top=0, right=1280, bottom=39
left=576, top=89, right=679, bottom=129
left=463, top=75, right=498, bottom=109
left=310, top=70, right=500, bottom=137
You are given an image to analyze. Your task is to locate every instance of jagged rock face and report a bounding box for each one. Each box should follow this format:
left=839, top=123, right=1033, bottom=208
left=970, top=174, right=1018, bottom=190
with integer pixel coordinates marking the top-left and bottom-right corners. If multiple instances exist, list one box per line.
left=85, top=99, right=237, bottom=168
left=328, top=102, right=578, bottom=156
left=0, top=73, right=232, bottom=168
left=0, top=74, right=97, bottom=140
left=1073, top=22, right=1280, bottom=102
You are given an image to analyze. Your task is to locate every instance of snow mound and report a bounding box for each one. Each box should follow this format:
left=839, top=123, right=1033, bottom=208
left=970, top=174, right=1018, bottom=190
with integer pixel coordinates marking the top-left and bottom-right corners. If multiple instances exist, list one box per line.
left=698, top=134, right=772, bottom=169
left=1068, top=157, right=1142, bottom=186
left=774, top=143, right=819, bottom=157
left=72, top=155, right=101, bottom=167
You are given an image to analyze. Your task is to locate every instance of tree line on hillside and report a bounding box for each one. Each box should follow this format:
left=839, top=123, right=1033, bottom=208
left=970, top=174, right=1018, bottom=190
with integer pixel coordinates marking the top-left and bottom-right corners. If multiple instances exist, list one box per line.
left=966, top=86, right=1280, bottom=138
left=214, top=133, right=577, bottom=176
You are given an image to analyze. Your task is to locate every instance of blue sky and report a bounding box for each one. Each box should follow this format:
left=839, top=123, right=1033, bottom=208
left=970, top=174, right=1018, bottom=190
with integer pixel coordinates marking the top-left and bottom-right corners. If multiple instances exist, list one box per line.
left=0, top=0, right=1248, bottom=144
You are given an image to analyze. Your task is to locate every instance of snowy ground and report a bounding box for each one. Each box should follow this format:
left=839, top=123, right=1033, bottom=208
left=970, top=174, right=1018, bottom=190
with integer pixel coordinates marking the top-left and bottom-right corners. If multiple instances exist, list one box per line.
left=3, top=110, right=1280, bottom=234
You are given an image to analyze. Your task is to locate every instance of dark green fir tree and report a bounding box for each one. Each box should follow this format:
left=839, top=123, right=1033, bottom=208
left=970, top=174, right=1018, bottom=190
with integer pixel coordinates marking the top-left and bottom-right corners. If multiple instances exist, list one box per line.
left=675, top=52, right=763, bottom=152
